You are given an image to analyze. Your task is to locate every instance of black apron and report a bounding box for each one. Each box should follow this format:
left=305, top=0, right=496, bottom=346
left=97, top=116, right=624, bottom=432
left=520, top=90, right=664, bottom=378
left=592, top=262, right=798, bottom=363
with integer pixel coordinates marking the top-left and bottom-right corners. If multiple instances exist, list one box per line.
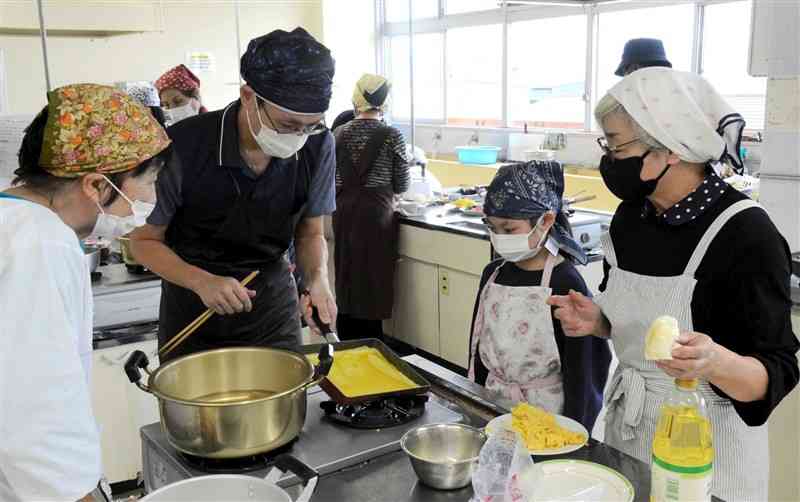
left=333, top=125, right=397, bottom=320
left=158, top=105, right=309, bottom=362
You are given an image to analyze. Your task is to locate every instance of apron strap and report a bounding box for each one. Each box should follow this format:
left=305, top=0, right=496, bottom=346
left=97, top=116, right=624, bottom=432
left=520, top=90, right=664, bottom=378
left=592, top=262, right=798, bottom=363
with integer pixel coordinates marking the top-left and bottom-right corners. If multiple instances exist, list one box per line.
left=605, top=366, right=649, bottom=441
left=540, top=253, right=558, bottom=289
left=489, top=371, right=563, bottom=404
left=336, top=124, right=392, bottom=188
left=600, top=231, right=618, bottom=268
left=468, top=262, right=506, bottom=381
left=683, top=199, right=761, bottom=276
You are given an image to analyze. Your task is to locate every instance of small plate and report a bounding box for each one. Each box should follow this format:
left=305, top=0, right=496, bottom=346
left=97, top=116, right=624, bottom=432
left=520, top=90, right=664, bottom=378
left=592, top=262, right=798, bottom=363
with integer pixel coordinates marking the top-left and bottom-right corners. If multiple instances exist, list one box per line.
left=485, top=413, right=588, bottom=456
left=524, top=460, right=635, bottom=502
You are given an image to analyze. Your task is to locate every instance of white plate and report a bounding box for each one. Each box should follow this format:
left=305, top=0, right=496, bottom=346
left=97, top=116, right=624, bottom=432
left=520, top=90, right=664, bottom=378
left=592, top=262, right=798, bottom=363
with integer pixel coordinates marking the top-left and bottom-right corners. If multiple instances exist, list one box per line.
left=484, top=413, right=588, bottom=456
left=524, top=460, right=635, bottom=502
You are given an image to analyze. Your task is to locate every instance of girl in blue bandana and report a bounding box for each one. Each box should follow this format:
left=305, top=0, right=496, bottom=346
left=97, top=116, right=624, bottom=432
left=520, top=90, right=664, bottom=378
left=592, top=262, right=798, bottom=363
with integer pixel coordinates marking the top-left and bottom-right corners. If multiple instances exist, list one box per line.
left=468, top=161, right=611, bottom=432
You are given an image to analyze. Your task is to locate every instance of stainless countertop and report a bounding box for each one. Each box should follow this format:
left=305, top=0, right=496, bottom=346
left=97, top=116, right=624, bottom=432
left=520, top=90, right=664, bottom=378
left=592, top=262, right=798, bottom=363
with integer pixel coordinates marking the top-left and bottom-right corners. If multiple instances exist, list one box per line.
left=275, top=354, right=724, bottom=502
left=92, top=263, right=160, bottom=296
left=397, top=205, right=607, bottom=262
left=397, top=204, right=491, bottom=240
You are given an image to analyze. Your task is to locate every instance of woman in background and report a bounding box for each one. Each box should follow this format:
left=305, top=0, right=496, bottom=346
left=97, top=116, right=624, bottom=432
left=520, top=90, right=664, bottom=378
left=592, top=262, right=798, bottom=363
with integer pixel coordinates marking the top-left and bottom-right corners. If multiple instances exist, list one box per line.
left=333, top=73, right=410, bottom=340
left=155, top=64, right=207, bottom=125
left=124, top=81, right=167, bottom=126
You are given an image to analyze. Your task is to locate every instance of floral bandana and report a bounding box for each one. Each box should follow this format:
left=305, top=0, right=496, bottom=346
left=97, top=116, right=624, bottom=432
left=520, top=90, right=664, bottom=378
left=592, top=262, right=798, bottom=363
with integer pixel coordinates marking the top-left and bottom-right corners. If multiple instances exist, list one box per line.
left=484, top=161, right=588, bottom=265
left=39, top=83, right=171, bottom=177
left=155, top=64, right=201, bottom=93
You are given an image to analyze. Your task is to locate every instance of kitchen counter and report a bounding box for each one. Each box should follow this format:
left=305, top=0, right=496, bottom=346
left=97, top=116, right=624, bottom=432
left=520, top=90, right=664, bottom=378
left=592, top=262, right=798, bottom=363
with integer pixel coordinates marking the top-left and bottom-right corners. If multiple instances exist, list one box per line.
left=93, top=321, right=158, bottom=350
left=398, top=204, right=490, bottom=241
left=277, top=354, right=723, bottom=502
left=92, top=263, right=160, bottom=296
left=397, top=205, right=607, bottom=263
left=92, top=264, right=162, bottom=329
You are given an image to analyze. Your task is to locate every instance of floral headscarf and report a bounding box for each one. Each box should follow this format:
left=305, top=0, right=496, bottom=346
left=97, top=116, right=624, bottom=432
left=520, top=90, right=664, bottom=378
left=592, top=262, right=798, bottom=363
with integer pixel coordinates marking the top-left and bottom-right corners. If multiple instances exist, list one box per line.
left=155, top=64, right=201, bottom=93
left=39, top=83, right=171, bottom=177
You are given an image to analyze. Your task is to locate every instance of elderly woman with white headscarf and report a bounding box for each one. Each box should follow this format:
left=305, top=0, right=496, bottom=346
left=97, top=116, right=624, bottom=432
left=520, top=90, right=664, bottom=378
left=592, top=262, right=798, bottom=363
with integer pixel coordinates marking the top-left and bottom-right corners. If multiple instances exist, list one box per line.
left=548, top=67, right=798, bottom=501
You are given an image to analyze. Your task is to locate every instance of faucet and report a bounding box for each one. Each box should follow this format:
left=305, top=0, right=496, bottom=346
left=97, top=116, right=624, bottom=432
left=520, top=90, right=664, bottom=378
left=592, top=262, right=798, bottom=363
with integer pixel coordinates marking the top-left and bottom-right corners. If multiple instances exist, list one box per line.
left=432, top=130, right=442, bottom=160
left=468, top=131, right=479, bottom=146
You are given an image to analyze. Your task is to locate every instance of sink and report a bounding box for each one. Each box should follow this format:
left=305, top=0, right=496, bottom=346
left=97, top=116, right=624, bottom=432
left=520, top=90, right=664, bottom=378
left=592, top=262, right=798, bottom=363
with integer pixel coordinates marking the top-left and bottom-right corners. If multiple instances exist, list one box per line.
left=448, top=220, right=488, bottom=232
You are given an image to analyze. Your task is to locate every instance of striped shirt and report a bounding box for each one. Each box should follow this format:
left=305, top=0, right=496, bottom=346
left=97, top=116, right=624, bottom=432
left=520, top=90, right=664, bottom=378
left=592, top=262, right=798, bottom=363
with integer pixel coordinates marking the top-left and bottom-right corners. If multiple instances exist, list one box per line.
left=334, top=119, right=410, bottom=193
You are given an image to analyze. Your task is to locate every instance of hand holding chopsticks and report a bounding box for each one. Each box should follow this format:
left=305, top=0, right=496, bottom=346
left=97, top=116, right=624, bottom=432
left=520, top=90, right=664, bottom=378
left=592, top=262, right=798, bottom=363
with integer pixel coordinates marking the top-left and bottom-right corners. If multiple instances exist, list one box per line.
left=159, top=270, right=260, bottom=358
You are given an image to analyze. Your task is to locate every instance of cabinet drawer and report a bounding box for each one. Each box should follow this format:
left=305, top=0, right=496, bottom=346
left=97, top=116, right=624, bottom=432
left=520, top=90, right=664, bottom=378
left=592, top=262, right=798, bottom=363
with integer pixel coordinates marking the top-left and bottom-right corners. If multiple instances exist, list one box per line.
left=398, top=225, right=491, bottom=276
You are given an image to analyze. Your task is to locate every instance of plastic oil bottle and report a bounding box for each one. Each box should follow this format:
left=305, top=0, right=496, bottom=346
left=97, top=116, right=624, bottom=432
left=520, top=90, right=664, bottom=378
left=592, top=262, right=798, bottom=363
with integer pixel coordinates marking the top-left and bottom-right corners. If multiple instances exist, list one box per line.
left=650, top=378, right=714, bottom=502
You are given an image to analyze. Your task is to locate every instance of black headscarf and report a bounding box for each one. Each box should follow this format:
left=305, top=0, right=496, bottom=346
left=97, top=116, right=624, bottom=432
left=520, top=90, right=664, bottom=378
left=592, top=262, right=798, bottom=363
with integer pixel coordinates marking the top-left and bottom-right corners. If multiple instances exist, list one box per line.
left=240, top=27, right=335, bottom=114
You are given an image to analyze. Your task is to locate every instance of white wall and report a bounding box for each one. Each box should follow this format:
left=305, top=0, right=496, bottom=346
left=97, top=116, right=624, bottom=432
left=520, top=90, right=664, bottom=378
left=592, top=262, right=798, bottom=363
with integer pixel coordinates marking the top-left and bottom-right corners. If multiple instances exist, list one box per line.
left=1, top=0, right=323, bottom=115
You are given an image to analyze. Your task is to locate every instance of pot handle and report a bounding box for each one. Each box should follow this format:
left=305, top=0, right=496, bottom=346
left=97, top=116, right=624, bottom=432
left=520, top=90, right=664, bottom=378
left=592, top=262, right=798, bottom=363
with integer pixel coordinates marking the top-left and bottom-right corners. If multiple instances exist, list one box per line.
left=263, top=454, right=318, bottom=502
left=124, top=350, right=152, bottom=393
left=306, top=344, right=334, bottom=389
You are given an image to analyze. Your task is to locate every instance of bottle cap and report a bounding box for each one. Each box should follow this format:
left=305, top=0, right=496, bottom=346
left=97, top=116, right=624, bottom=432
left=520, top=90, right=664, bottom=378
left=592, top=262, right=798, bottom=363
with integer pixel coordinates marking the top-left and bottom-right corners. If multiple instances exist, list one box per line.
left=676, top=378, right=698, bottom=390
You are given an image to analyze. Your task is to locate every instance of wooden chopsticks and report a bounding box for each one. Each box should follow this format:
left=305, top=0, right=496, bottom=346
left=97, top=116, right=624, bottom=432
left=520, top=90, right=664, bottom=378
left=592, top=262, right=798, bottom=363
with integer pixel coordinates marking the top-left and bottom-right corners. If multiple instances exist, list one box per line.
left=159, top=270, right=260, bottom=358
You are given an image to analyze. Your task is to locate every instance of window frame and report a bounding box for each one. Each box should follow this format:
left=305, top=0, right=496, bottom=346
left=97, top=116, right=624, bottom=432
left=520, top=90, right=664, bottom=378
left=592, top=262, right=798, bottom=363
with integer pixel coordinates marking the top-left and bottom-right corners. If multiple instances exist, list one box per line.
left=378, top=0, right=764, bottom=133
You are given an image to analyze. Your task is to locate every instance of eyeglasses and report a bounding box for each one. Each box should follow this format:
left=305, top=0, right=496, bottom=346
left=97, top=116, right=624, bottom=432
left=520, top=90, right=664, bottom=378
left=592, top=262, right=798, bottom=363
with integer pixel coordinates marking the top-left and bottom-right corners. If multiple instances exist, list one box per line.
left=596, top=136, right=641, bottom=156
left=260, top=100, right=327, bottom=136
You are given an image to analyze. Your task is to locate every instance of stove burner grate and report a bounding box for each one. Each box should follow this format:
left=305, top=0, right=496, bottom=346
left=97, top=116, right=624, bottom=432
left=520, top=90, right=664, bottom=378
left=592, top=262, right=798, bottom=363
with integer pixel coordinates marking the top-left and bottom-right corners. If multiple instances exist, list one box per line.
left=178, top=439, right=295, bottom=474
left=320, top=395, right=428, bottom=429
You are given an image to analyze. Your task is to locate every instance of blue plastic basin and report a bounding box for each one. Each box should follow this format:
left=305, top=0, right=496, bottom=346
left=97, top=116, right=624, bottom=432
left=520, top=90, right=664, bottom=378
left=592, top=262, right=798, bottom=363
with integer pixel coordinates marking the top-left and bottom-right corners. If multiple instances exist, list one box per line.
left=455, top=146, right=501, bottom=165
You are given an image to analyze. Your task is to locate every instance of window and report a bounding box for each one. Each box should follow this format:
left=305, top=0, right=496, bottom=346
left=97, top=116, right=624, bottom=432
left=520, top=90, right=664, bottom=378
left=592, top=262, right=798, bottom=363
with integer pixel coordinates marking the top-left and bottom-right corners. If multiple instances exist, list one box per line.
left=385, top=0, right=439, bottom=22
left=508, top=14, right=587, bottom=129
left=446, top=24, right=503, bottom=126
left=702, top=1, right=765, bottom=130
left=445, top=0, right=498, bottom=15
left=388, top=33, right=445, bottom=121
left=594, top=3, right=695, bottom=111
left=380, top=0, right=767, bottom=132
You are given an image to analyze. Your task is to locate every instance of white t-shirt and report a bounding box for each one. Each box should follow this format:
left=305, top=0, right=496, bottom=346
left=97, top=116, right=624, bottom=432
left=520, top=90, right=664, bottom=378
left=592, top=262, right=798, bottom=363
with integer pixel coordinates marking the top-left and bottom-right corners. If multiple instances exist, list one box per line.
left=0, top=197, right=101, bottom=501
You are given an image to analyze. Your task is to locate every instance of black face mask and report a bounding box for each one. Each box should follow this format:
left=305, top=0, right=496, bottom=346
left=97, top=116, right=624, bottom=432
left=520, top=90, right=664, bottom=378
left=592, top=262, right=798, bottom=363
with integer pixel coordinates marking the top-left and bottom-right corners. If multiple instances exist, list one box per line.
left=599, top=151, right=671, bottom=201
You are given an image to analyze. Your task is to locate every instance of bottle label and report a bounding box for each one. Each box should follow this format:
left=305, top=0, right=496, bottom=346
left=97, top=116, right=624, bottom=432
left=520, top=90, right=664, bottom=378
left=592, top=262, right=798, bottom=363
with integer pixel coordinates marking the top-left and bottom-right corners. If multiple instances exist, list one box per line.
left=651, top=455, right=712, bottom=502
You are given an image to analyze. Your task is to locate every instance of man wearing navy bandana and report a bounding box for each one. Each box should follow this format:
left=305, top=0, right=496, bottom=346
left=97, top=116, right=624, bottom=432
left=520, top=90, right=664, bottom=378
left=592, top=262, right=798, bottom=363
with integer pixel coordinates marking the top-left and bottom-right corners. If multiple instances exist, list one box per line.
left=130, top=27, right=338, bottom=359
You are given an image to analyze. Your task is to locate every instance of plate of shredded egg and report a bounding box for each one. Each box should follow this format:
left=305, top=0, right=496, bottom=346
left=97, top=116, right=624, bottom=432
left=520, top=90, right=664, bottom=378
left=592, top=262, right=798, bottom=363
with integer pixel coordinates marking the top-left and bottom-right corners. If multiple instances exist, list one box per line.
left=485, top=403, right=589, bottom=456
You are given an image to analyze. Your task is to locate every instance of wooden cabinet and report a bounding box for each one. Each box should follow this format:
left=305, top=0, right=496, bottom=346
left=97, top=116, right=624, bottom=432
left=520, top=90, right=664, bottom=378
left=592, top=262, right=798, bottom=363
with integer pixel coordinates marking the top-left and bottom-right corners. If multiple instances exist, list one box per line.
left=438, top=267, right=481, bottom=369
left=91, top=339, right=160, bottom=483
left=388, top=225, right=490, bottom=369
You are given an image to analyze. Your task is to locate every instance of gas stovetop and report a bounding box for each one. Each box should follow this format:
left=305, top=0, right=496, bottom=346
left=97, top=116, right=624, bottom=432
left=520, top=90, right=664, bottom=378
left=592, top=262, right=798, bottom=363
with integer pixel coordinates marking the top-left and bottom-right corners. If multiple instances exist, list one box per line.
left=141, top=388, right=462, bottom=493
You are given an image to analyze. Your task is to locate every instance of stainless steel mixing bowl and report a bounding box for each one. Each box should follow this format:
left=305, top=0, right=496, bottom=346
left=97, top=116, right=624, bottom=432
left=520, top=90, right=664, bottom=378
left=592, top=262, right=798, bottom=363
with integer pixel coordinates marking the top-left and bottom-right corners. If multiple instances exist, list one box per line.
left=401, top=423, right=487, bottom=490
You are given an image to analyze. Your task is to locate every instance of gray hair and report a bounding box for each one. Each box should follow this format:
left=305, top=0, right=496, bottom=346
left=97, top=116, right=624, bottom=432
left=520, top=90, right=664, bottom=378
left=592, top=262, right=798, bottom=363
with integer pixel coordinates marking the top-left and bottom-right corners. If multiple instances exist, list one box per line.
left=594, top=93, right=668, bottom=152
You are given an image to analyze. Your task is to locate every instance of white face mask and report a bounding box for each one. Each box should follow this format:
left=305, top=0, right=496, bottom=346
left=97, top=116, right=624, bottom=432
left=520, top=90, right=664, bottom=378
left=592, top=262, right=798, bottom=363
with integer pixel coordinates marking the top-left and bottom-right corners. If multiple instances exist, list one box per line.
left=245, top=100, right=308, bottom=159
left=164, top=102, right=198, bottom=125
left=489, top=219, right=548, bottom=263
left=89, top=177, right=155, bottom=240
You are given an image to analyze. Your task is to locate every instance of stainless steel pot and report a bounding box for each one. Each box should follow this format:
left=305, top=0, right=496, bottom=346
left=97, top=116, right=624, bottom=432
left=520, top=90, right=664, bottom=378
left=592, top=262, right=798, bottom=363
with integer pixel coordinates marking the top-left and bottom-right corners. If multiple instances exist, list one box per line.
left=83, top=245, right=101, bottom=273
left=141, top=454, right=318, bottom=502
left=116, top=235, right=138, bottom=266
left=125, top=345, right=333, bottom=459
